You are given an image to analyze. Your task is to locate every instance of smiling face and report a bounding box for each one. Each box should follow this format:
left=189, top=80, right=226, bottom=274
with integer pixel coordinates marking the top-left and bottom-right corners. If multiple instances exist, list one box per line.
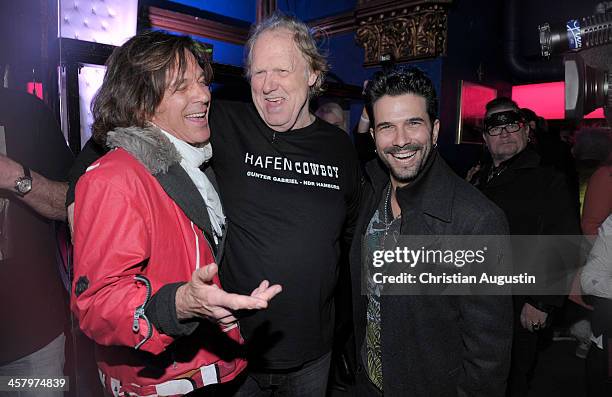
left=150, top=51, right=211, bottom=145
left=249, top=28, right=318, bottom=132
left=371, top=93, right=439, bottom=188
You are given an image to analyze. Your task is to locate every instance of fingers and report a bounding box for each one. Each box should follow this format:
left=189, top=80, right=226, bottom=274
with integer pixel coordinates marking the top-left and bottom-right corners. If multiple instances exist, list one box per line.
left=522, top=317, right=541, bottom=332
left=253, top=283, right=283, bottom=302
left=520, top=314, right=529, bottom=330
left=466, top=165, right=480, bottom=181
left=192, top=263, right=218, bottom=284
left=213, top=282, right=283, bottom=312
left=185, top=271, right=281, bottom=324
left=209, top=289, right=269, bottom=311
left=209, top=285, right=281, bottom=323
left=251, top=280, right=270, bottom=296
left=362, top=80, right=370, bottom=93
left=251, top=280, right=282, bottom=302
left=521, top=308, right=547, bottom=332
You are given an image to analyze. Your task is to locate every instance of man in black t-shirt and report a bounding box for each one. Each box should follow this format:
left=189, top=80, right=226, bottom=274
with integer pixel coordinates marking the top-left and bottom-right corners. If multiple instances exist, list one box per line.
left=0, top=87, right=73, bottom=396
left=210, top=13, right=360, bottom=396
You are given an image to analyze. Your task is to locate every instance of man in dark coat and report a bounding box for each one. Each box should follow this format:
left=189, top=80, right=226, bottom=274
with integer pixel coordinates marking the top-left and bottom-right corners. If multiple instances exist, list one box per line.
left=350, top=67, right=513, bottom=397
left=472, top=97, right=581, bottom=396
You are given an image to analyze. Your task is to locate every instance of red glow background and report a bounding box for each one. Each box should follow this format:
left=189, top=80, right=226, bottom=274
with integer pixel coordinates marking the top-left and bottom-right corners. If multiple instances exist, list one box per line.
left=512, top=82, right=604, bottom=120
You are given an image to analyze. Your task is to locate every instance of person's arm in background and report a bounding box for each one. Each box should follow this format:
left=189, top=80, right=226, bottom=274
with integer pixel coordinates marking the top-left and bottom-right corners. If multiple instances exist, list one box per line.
left=0, top=92, right=73, bottom=221
left=581, top=215, right=612, bottom=298
left=0, top=154, right=67, bottom=221
left=353, top=107, right=377, bottom=165
left=582, top=166, right=612, bottom=237
left=353, top=81, right=377, bottom=165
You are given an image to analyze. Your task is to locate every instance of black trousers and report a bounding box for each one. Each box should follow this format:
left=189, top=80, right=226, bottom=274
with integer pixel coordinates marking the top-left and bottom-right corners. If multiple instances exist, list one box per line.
left=506, top=324, right=539, bottom=397
left=586, top=341, right=612, bottom=397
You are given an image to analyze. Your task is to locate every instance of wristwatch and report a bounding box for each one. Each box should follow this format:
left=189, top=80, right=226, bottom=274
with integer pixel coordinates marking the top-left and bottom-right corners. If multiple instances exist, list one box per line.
left=14, top=165, right=32, bottom=197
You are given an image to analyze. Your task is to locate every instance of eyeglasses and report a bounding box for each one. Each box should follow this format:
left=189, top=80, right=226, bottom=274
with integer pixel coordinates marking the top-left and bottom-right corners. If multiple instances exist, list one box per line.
left=486, top=123, right=522, bottom=136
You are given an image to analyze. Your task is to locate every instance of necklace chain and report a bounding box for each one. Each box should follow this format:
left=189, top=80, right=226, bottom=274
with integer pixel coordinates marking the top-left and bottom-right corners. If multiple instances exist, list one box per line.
left=487, top=163, right=506, bottom=182
left=383, top=184, right=392, bottom=236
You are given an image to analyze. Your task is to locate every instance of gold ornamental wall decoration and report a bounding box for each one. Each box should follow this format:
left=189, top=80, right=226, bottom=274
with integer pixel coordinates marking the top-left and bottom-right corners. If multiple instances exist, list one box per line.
left=355, top=1, right=451, bottom=66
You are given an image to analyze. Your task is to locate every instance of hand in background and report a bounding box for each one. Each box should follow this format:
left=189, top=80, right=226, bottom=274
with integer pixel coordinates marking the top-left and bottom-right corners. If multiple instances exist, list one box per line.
left=520, top=303, right=548, bottom=332
left=466, top=163, right=481, bottom=183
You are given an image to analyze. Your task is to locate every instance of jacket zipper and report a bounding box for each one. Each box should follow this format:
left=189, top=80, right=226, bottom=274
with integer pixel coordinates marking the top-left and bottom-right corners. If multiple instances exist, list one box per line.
left=132, top=275, right=153, bottom=350
left=192, top=221, right=218, bottom=264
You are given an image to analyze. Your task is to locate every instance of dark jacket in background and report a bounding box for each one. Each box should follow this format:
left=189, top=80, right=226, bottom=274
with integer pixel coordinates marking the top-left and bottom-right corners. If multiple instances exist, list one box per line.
left=474, top=146, right=581, bottom=310
left=350, top=151, right=513, bottom=397
left=0, top=88, right=73, bottom=364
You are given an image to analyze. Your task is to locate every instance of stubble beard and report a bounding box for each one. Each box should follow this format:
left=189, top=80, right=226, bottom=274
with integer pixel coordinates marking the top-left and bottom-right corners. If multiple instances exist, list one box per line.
left=381, top=142, right=432, bottom=185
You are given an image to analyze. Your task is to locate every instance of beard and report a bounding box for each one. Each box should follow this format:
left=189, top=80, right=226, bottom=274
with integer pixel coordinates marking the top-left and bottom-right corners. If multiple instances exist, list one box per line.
left=379, top=141, right=433, bottom=185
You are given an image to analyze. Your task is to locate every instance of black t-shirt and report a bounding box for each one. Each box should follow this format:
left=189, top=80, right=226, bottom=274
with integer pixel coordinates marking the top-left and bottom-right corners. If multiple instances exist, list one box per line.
left=0, top=88, right=73, bottom=364
left=210, top=101, right=360, bottom=369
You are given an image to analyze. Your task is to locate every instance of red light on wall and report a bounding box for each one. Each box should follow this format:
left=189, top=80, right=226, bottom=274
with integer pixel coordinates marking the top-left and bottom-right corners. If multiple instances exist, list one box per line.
left=461, top=82, right=497, bottom=118
left=26, top=82, right=43, bottom=100
left=512, top=82, right=604, bottom=119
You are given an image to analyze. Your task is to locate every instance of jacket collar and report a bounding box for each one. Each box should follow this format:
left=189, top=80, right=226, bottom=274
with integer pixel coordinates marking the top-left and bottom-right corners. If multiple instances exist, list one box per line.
left=364, top=149, right=455, bottom=223
left=480, top=146, right=541, bottom=188
left=107, top=126, right=181, bottom=175
left=496, top=145, right=540, bottom=170
left=106, top=126, right=217, bottom=251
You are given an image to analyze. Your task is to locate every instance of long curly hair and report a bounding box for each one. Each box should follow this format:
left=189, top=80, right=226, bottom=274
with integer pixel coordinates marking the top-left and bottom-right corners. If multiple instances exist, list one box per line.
left=91, top=30, right=212, bottom=145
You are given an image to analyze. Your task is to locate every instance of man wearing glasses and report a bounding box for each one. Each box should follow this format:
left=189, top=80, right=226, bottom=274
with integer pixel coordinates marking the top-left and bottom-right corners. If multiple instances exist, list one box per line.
left=471, top=97, right=580, bottom=396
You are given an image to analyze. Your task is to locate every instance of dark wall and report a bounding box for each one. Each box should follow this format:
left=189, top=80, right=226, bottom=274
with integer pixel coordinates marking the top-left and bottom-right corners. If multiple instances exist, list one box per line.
left=0, top=0, right=58, bottom=110
left=0, top=1, right=51, bottom=91
left=436, top=0, right=506, bottom=173
left=278, top=0, right=356, bottom=21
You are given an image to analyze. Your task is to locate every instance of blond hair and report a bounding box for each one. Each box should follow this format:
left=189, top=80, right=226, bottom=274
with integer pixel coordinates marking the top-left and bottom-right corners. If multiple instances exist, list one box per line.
left=245, top=12, right=328, bottom=97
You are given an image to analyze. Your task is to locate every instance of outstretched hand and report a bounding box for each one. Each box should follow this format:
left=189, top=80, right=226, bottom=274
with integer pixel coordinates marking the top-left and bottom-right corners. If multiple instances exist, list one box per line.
left=176, top=263, right=282, bottom=325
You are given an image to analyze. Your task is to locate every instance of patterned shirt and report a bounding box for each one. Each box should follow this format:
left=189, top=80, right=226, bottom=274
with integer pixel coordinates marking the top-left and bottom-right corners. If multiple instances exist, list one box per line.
left=363, top=184, right=401, bottom=392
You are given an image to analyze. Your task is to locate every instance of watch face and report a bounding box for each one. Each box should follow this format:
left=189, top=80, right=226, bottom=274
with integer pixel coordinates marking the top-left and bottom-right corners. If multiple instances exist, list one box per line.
left=16, top=177, right=32, bottom=194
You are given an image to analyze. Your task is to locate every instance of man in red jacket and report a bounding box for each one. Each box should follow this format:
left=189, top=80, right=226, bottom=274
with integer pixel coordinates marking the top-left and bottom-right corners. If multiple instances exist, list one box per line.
left=71, top=31, right=281, bottom=397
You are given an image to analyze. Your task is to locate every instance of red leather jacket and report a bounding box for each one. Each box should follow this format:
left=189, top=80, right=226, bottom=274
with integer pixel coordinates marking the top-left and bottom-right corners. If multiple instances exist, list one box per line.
left=72, top=128, right=246, bottom=396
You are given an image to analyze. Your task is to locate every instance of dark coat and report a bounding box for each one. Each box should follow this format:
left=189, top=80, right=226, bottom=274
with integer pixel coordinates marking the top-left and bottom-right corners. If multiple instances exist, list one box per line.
left=475, top=147, right=579, bottom=236
left=350, top=151, right=513, bottom=397
left=475, top=147, right=581, bottom=310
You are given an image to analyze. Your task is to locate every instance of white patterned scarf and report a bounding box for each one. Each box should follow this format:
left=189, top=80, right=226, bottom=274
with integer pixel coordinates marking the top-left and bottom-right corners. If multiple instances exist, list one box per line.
left=159, top=129, right=225, bottom=241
